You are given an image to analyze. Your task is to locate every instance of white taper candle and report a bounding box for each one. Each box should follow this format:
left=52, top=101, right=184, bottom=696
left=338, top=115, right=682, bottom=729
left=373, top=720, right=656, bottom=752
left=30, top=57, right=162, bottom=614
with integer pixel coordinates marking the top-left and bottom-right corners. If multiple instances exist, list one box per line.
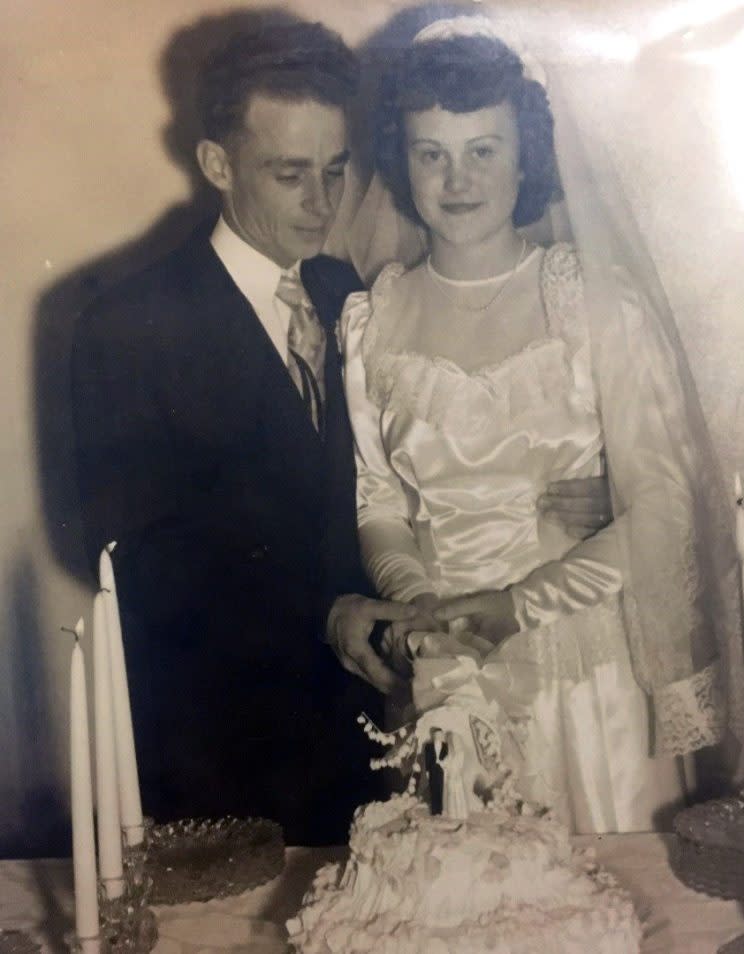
left=100, top=543, right=144, bottom=847
left=70, top=620, right=100, bottom=952
left=736, top=473, right=744, bottom=600
left=93, top=591, right=125, bottom=898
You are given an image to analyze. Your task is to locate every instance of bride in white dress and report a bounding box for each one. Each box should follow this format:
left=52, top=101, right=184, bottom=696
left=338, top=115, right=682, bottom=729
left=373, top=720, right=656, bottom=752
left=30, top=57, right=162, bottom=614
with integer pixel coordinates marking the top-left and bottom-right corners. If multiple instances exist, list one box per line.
left=341, top=16, right=738, bottom=832
left=442, top=731, right=469, bottom=820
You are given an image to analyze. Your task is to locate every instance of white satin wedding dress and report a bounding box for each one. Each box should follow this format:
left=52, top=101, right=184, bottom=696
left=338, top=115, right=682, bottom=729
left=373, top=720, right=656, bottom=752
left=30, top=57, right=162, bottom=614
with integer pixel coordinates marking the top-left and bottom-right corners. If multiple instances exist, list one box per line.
left=341, top=242, right=689, bottom=833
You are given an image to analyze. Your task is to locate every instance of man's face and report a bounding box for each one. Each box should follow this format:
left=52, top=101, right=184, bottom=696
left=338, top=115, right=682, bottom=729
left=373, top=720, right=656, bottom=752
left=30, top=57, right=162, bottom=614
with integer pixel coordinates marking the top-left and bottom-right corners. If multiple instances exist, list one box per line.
left=223, top=92, right=349, bottom=267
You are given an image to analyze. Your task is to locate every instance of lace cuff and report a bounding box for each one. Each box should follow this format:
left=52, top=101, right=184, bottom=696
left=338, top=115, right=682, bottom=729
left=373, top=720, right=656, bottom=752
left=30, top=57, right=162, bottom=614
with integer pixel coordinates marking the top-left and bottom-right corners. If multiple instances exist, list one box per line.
left=653, top=661, right=725, bottom=756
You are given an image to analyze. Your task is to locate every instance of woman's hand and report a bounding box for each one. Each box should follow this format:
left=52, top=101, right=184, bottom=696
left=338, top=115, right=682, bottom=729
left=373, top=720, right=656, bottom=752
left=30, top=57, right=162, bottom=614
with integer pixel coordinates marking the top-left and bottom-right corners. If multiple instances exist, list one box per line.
left=381, top=593, right=443, bottom=676
left=433, top=589, right=519, bottom=648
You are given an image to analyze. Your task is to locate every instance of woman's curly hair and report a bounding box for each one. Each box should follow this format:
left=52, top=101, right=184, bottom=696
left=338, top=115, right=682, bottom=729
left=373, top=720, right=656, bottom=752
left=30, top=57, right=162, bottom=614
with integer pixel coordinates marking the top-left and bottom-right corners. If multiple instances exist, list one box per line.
left=374, top=35, right=561, bottom=227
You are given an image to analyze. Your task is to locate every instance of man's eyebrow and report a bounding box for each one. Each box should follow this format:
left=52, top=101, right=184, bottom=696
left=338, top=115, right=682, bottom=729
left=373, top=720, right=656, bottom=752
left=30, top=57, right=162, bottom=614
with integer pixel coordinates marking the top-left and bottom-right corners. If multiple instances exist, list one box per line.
left=327, top=149, right=351, bottom=166
left=263, top=150, right=351, bottom=170
left=263, top=157, right=312, bottom=170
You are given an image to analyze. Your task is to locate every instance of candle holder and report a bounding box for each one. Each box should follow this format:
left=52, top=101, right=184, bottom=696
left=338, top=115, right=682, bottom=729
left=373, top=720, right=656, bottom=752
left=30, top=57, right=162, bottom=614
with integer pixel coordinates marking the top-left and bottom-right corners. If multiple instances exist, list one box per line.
left=147, top=816, right=284, bottom=905
left=65, top=933, right=105, bottom=954
left=0, top=931, right=41, bottom=954
left=98, top=874, right=158, bottom=954
left=672, top=792, right=744, bottom=900
left=671, top=791, right=744, bottom=954
left=122, top=817, right=153, bottom=891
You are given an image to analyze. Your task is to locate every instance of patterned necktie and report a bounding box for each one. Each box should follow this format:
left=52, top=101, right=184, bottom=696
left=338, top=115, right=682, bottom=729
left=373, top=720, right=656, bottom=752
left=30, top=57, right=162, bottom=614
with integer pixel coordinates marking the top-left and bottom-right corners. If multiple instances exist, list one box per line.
left=274, top=270, right=326, bottom=434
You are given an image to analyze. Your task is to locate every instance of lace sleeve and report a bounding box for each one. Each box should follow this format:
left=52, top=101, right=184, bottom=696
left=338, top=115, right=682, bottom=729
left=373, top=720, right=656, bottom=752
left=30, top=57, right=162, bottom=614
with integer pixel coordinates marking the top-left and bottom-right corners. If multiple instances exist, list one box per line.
left=594, top=268, right=727, bottom=753
left=514, top=258, right=727, bottom=755
left=340, top=284, right=434, bottom=603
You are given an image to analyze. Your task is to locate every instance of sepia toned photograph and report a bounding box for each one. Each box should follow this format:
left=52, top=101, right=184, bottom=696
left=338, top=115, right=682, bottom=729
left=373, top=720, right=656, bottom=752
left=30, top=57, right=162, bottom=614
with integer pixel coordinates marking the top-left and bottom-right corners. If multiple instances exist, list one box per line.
left=1, top=1, right=744, bottom=951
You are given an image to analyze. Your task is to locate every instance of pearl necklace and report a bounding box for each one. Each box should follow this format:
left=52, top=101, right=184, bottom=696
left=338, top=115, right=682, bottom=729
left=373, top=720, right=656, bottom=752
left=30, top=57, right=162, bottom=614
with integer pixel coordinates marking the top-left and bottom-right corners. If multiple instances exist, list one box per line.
left=426, top=239, right=529, bottom=313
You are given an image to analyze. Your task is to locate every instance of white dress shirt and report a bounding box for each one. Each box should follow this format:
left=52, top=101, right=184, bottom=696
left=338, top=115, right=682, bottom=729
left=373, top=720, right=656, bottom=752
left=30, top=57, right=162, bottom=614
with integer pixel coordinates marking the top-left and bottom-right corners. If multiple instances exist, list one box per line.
left=210, top=216, right=299, bottom=365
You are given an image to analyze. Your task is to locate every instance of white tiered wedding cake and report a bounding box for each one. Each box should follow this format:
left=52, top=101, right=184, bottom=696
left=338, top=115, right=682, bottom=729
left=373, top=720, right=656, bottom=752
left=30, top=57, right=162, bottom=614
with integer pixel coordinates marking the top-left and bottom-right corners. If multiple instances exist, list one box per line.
left=288, top=633, right=642, bottom=954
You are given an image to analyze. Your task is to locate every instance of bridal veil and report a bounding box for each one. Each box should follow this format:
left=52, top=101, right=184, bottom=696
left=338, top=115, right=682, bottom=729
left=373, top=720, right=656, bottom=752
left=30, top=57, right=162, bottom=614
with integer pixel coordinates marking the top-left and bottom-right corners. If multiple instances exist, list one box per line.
left=345, top=9, right=744, bottom=765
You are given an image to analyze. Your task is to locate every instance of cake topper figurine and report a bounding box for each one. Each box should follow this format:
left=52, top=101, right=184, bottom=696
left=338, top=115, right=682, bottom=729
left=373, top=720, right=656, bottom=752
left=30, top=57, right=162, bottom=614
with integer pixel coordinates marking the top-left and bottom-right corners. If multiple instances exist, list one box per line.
left=423, top=727, right=447, bottom=816
left=442, top=731, right=469, bottom=819
left=357, top=704, right=527, bottom=819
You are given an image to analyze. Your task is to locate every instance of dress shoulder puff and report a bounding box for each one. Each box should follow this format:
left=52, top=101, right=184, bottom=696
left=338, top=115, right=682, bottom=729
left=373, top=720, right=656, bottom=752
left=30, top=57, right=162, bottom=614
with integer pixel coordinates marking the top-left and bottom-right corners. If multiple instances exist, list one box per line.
left=542, top=240, right=581, bottom=283
left=541, top=241, right=652, bottom=342
left=337, top=261, right=408, bottom=355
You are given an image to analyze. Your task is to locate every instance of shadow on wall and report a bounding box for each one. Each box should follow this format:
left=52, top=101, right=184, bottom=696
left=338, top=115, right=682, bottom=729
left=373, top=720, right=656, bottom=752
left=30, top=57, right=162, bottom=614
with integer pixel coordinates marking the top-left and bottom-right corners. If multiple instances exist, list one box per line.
left=32, top=6, right=301, bottom=587
left=0, top=553, right=68, bottom=857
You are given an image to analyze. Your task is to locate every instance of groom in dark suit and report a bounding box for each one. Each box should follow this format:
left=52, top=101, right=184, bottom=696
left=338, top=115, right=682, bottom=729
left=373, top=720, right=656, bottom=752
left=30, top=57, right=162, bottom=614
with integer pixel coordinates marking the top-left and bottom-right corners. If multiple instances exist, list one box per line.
left=71, top=22, right=414, bottom=844
left=423, top=728, right=447, bottom=816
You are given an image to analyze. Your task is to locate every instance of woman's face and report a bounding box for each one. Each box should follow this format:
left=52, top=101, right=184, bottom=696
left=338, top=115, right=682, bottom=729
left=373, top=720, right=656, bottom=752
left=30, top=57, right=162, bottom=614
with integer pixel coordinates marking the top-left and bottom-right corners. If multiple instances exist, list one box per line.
left=405, top=102, right=521, bottom=247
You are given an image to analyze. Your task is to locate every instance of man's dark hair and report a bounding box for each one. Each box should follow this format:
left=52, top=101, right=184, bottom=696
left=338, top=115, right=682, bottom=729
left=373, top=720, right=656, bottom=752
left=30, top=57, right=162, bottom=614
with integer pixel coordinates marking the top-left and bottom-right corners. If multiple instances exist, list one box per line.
left=374, top=34, right=561, bottom=228
left=200, top=22, right=359, bottom=143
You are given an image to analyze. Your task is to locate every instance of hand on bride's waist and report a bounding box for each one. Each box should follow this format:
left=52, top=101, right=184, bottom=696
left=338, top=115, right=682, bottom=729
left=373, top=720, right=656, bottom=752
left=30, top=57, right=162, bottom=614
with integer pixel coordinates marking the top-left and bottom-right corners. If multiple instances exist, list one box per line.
left=537, top=474, right=613, bottom=540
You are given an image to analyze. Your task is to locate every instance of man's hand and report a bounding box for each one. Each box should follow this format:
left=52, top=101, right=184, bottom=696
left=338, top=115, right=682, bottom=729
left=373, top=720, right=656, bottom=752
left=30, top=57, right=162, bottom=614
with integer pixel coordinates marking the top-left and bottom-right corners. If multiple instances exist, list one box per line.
left=538, top=475, right=613, bottom=540
left=433, top=589, right=519, bottom=649
left=325, top=594, right=418, bottom=694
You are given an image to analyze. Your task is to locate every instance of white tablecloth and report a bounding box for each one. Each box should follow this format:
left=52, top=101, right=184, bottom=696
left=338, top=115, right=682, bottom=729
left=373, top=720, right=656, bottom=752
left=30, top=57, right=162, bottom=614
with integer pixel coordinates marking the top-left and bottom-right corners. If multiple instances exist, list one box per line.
left=2, top=835, right=744, bottom=953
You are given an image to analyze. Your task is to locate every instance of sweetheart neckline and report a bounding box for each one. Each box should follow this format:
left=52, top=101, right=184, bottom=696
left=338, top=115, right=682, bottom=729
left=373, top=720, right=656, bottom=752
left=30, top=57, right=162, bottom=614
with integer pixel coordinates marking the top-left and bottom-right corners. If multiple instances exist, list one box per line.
left=375, top=335, right=563, bottom=384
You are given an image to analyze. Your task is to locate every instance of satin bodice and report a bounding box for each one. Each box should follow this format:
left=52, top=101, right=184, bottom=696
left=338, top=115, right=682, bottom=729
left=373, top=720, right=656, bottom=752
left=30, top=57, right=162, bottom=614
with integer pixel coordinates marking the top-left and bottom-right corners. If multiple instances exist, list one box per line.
left=373, top=339, right=601, bottom=596
left=341, top=246, right=606, bottom=603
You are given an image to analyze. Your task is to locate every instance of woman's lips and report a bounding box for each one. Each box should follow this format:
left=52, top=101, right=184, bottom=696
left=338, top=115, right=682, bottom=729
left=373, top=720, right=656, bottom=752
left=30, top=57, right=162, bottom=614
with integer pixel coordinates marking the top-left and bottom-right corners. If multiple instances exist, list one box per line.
left=440, top=202, right=483, bottom=215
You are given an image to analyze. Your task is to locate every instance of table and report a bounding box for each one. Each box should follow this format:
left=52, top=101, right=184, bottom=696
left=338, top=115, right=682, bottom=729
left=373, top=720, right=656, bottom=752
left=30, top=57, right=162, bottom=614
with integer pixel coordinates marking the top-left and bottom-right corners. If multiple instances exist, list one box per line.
left=2, top=836, right=744, bottom=953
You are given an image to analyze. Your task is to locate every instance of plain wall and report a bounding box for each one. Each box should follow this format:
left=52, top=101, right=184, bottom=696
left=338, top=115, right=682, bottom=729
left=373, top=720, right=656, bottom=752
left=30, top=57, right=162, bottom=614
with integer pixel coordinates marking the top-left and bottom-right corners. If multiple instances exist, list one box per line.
left=1, top=0, right=743, bottom=855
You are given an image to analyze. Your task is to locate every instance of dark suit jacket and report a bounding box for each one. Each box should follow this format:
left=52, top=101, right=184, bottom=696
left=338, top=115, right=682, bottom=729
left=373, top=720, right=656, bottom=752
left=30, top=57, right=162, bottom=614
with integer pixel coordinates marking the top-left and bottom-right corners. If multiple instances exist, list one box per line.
left=71, top=226, right=381, bottom=841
